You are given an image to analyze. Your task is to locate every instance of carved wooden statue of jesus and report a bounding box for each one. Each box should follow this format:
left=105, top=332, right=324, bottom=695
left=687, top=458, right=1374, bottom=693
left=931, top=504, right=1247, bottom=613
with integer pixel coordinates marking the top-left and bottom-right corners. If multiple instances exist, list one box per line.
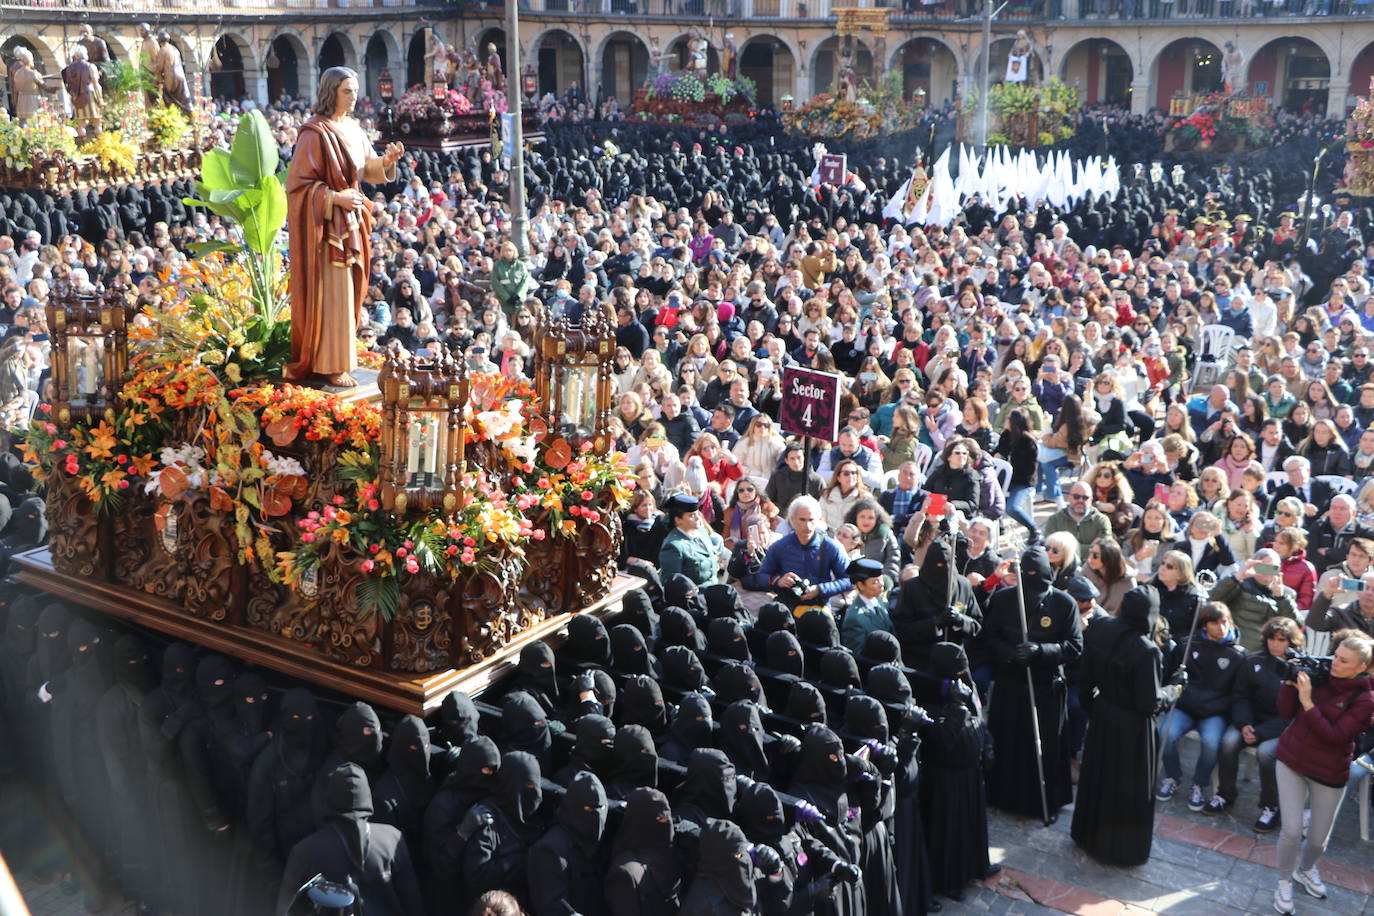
left=284, top=67, right=404, bottom=387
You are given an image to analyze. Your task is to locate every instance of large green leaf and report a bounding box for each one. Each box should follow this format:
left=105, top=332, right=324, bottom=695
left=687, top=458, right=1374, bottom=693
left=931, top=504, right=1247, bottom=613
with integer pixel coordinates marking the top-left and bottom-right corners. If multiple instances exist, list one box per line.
left=228, top=110, right=278, bottom=188
left=241, top=174, right=287, bottom=256
left=200, top=148, right=235, bottom=193
left=186, top=240, right=243, bottom=259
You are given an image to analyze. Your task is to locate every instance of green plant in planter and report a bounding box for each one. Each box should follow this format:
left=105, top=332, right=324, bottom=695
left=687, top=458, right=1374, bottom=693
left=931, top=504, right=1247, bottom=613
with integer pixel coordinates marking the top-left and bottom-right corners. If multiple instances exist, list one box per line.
left=182, top=110, right=290, bottom=372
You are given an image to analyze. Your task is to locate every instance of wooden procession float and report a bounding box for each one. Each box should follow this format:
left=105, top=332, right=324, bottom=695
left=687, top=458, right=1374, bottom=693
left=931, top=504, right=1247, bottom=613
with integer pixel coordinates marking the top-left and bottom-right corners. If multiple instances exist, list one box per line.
left=13, top=277, right=636, bottom=715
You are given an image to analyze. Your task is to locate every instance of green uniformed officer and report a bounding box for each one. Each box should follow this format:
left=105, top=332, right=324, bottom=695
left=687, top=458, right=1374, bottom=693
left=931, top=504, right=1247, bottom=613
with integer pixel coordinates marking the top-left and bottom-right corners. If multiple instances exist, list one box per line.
left=658, top=492, right=724, bottom=586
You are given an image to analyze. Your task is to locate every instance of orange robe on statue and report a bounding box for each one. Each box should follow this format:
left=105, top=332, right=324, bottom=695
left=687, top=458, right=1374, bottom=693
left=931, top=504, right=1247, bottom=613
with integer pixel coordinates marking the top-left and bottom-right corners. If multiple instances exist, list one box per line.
left=284, top=116, right=395, bottom=380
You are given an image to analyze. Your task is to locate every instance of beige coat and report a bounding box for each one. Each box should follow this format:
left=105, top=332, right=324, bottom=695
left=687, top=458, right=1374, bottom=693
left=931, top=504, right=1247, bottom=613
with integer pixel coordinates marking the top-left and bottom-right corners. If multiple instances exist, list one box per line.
left=10, top=62, right=54, bottom=122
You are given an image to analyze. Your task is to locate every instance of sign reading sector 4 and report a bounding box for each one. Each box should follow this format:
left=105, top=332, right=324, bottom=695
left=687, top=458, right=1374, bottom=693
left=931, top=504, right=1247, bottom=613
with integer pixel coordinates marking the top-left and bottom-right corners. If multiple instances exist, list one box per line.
left=818, top=152, right=847, bottom=186
left=780, top=366, right=842, bottom=442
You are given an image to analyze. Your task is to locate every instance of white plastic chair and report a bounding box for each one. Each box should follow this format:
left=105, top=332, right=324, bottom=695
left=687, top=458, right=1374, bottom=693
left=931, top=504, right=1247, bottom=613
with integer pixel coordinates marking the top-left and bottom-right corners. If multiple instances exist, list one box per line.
left=989, top=457, right=1013, bottom=500
left=1198, top=324, right=1237, bottom=364
left=911, top=444, right=933, bottom=481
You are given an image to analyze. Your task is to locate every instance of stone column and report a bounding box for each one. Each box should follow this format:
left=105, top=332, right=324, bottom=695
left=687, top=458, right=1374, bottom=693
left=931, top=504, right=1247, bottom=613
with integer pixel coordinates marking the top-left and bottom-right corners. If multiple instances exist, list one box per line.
left=1326, top=81, right=1348, bottom=118
left=1131, top=77, right=1153, bottom=115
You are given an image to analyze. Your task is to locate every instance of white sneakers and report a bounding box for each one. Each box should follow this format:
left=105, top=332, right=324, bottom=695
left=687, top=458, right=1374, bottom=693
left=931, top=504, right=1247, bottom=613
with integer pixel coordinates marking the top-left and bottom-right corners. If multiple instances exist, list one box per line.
left=1292, top=867, right=1328, bottom=900
left=1272, top=880, right=1294, bottom=915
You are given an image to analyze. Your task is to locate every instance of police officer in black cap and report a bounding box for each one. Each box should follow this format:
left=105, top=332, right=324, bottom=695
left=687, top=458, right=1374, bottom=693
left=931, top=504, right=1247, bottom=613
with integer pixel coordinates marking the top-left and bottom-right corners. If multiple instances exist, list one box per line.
left=839, top=557, right=892, bottom=654
left=658, top=493, right=724, bottom=587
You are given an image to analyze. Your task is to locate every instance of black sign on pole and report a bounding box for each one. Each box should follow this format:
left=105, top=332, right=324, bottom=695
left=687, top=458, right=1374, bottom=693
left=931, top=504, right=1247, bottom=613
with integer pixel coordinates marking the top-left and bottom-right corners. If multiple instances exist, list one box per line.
left=780, top=366, right=842, bottom=442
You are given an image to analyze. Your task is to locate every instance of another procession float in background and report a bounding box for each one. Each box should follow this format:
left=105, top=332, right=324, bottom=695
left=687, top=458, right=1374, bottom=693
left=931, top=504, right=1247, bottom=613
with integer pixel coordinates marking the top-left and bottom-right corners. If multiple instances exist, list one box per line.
left=1342, top=76, right=1374, bottom=198
left=1163, top=42, right=1277, bottom=155
left=0, top=24, right=212, bottom=193
left=12, top=101, right=635, bottom=714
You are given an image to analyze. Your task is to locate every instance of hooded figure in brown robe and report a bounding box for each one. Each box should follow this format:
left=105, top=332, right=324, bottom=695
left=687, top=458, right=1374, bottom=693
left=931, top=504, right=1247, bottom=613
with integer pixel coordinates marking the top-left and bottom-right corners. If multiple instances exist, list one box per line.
left=284, top=66, right=403, bottom=386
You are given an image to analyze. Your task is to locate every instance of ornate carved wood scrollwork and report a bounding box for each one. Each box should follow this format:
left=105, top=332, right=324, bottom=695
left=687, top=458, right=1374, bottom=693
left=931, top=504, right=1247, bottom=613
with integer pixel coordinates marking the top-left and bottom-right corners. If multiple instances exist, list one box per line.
left=568, top=497, right=624, bottom=609
left=45, top=470, right=105, bottom=579
left=517, top=509, right=564, bottom=618
left=111, top=491, right=155, bottom=586
left=308, top=541, right=381, bottom=669
left=390, top=577, right=455, bottom=673
left=180, top=494, right=238, bottom=621
left=125, top=497, right=189, bottom=603
left=453, top=552, right=524, bottom=667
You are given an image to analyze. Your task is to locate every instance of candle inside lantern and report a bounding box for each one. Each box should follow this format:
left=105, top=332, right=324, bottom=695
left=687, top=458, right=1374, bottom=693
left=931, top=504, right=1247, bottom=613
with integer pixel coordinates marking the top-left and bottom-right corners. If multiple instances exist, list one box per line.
left=406, top=414, right=422, bottom=485
left=425, top=416, right=441, bottom=480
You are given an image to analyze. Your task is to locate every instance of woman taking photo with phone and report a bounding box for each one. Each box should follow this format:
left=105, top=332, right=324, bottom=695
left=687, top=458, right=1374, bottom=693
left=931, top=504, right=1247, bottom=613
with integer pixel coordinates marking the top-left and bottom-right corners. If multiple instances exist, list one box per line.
left=1269, top=635, right=1374, bottom=914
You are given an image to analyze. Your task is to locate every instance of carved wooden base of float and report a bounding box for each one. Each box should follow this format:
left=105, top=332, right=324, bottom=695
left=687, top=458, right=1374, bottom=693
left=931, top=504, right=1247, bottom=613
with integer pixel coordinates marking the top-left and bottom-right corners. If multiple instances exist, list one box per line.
left=11, top=547, right=638, bottom=716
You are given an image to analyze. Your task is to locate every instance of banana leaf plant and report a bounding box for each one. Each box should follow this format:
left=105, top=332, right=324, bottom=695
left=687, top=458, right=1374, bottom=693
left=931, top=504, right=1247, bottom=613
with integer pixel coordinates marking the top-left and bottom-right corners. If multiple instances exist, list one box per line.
left=183, top=110, right=290, bottom=339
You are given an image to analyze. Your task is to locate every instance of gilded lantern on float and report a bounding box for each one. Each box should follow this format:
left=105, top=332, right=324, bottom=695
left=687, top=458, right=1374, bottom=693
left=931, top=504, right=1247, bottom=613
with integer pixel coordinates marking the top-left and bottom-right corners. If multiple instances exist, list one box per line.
left=377, top=345, right=469, bottom=514
left=45, top=280, right=133, bottom=428
left=533, top=310, right=615, bottom=455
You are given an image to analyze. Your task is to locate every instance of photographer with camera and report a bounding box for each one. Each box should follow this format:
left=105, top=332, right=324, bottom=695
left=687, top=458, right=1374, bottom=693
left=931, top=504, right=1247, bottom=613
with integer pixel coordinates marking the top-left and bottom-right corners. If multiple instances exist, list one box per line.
left=1269, top=635, right=1374, bottom=914
left=758, top=496, right=851, bottom=612
left=1212, top=618, right=1303, bottom=829
left=1307, top=568, right=1374, bottom=639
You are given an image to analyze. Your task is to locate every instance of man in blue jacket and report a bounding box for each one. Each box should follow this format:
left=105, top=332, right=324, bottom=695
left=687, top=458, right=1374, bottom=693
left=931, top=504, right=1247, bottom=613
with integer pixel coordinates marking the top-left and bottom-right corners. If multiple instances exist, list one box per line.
left=757, top=495, right=852, bottom=608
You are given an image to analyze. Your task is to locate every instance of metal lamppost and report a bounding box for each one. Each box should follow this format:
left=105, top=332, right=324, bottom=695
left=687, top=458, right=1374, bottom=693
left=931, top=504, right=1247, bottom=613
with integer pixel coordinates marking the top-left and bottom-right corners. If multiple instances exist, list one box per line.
left=506, top=0, right=529, bottom=258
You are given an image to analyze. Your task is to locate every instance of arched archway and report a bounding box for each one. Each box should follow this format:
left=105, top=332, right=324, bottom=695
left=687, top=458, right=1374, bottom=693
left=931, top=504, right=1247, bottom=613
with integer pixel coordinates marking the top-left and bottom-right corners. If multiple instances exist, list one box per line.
left=667, top=33, right=720, bottom=76
left=1, top=35, right=54, bottom=74
left=599, top=32, right=648, bottom=108
left=406, top=30, right=427, bottom=92
left=475, top=30, right=509, bottom=88
left=889, top=37, right=958, bottom=107
left=536, top=30, right=585, bottom=100
left=318, top=32, right=357, bottom=76
left=1059, top=38, right=1132, bottom=107
left=1248, top=37, right=1330, bottom=114
left=265, top=33, right=307, bottom=102
left=209, top=35, right=247, bottom=101
left=1152, top=38, right=1222, bottom=109
left=812, top=36, right=872, bottom=99
left=364, top=32, right=397, bottom=101
left=1350, top=42, right=1374, bottom=116
left=739, top=35, right=795, bottom=108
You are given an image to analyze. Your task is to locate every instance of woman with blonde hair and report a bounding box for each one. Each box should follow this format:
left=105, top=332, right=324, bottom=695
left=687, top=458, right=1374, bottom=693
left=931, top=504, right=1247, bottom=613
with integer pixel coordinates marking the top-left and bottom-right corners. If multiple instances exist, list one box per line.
left=1045, top=531, right=1080, bottom=590
left=616, top=391, right=652, bottom=440
left=629, top=348, right=672, bottom=394
left=820, top=458, right=872, bottom=532
left=732, top=414, right=786, bottom=490
left=1086, top=460, right=1138, bottom=537
left=1125, top=501, right=1177, bottom=579
left=1196, top=466, right=1232, bottom=514
left=1152, top=549, right=1208, bottom=638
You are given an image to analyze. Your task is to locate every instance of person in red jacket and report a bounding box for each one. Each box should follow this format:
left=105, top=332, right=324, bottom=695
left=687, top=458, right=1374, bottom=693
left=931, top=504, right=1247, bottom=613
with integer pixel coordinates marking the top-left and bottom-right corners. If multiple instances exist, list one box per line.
left=1270, top=635, right=1374, bottom=915
left=1274, top=527, right=1318, bottom=613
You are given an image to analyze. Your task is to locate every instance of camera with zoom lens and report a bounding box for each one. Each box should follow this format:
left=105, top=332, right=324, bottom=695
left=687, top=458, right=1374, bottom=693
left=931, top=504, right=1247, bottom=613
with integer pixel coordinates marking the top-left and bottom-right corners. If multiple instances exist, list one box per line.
left=779, top=577, right=814, bottom=607
left=1279, top=648, right=1332, bottom=687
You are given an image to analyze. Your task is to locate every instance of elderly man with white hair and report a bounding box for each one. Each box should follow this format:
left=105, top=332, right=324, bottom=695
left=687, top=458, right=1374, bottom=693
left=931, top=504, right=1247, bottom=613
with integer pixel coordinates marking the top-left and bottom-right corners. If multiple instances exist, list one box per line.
left=1269, top=455, right=1333, bottom=527
left=1310, top=493, right=1361, bottom=571
left=757, top=495, right=852, bottom=609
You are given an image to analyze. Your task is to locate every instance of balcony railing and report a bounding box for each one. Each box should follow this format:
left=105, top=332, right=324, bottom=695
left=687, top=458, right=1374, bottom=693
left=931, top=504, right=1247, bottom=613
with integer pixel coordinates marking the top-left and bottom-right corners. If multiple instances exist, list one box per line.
left=497, top=0, right=1372, bottom=19
left=0, top=0, right=443, bottom=12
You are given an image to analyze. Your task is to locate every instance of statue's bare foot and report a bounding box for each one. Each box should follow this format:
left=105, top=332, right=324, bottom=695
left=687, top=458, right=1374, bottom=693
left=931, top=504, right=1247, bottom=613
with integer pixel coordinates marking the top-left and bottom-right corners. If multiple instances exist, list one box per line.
left=324, top=372, right=357, bottom=388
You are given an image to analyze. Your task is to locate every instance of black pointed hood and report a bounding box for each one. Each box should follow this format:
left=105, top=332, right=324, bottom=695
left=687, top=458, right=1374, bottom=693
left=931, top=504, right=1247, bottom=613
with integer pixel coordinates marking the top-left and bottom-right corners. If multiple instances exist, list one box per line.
left=736, top=780, right=788, bottom=844
left=612, top=723, right=658, bottom=788
left=335, top=701, right=384, bottom=769
left=696, top=819, right=756, bottom=910
left=443, top=734, right=501, bottom=792
left=438, top=689, right=479, bottom=746
left=661, top=644, right=709, bottom=692
left=707, top=617, right=751, bottom=661
left=618, top=674, right=668, bottom=733
left=720, top=699, right=769, bottom=779
left=921, top=534, right=956, bottom=600
left=713, top=661, right=764, bottom=707
left=516, top=641, right=560, bottom=699
left=797, top=608, right=840, bottom=648
left=559, top=770, right=608, bottom=852
left=867, top=663, right=915, bottom=707
left=323, top=762, right=373, bottom=869
left=765, top=630, right=805, bottom=676
left=609, top=624, right=656, bottom=677
left=496, top=749, right=544, bottom=839
left=844, top=694, right=890, bottom=743
left=619, top=588, right=659, bottom=639
left=784, top=679, right=827, bottom=724
left=233, top=672, right=271, bottom=735
left=1119, top=583, right=1161, bottom=634
left=570, top=713, right=617, bottom=776
left=667, top=692, right=715, bottom=750
left=161, top=640, right=197, bottom=709
left=387, top=714, right=431, bottom=785
left=756, top=601, right=795, bottom=636
left=1019, top=545, right=1054, bottom=602
left=677, top=747, right=736, bottom=818
left=659, top=606, right=707, bottom=652
left=502, top=691, right=552, bottom=763
left=819, top=648, right=861, bottom=689
left=861, top=630, right=904, bottom=666
left=613, top=786, right=672, bottom=853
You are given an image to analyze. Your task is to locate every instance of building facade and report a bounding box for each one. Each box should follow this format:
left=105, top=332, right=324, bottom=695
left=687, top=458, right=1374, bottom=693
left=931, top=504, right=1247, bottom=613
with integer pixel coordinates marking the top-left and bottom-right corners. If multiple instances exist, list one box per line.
left=1, top=1, right=1370, bottom=119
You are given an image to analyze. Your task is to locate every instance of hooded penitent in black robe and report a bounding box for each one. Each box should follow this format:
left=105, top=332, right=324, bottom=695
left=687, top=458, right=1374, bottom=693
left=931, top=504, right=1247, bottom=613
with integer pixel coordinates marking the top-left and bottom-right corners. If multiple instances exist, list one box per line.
left=605, top=724, right=659, bottom=801
left=1071, top=585, right=1176, bottom=866
left=658, top=692, right=716, bottom=764
left=844, top=695, right=903, bottom=916
left=373, top=714, right=434, bottom=855
left=423, top=734, right=499, bottom=910
left=788, top=725, right=864, bottom=916
left=679, top=818, right=758, bottom=916
left=431, top=688, right=480, bottom=781
left=659, top=645, right=711, bottom=696
left=502, top=691, right=554, bottom=771
left=982, top=545, right=1082, bottom=821
left=312, top=700, right=384, bottom=826
left=673, top=748, right=737, bottom=832
left=616, top=674, right=669, bottom=737
left=610, top=623, right=663, bottom=679
left=276, top=763, right=425, bottom=916
left=604, top=786, right=684, bottom=916
left=868, top=664, right=935, bottom=916
left=95, top=635, right=159, bottom=904
left=555, top=712, right=617, bottom=786
left=917, top=644, right=993, bottom=901
left=238, top=688, right=325, bottom=916
left=560, top=613, right=613, bottom=669
left=736, top=780, right=844, bottom=916
left=528, top=770, right=610, bottom=916
left=463, top=750, right=545, bottom=905
left=893, top=537, right=982, bottom=672
left=506, top=640, right=562, bottom=718
left=48, top=617, right=115, bottom=908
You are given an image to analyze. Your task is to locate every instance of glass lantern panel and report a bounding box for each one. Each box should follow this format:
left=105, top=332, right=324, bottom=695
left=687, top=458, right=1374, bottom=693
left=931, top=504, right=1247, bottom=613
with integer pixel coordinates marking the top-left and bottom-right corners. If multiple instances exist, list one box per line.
left=403, top=399, right=450, bottom=489
left=67, top=336, right=105, bottom=400
left=559, top=364, right=599, bottom=441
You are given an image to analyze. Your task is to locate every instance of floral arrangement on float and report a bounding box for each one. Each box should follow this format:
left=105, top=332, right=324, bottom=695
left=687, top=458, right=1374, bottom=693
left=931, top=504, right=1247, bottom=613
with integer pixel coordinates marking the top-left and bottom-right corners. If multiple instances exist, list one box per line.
left=633, top=71, right=756, bottom=125
left=395, top=86, right=475, bottom=121
left=1341, top=78, right=1374, bottom=197
left=959, top=78, right=1080, bottom=148
left=784, top=75, right=923, bottom=141
left=1164, top=90, right=1275, bottom=154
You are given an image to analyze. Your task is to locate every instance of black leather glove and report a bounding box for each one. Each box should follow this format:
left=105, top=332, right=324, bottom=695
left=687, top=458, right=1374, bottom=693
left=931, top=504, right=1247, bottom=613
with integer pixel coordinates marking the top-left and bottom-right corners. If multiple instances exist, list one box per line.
left=1013, top=642, right=1041, bottom=665
left=865, top=739, right=898, bottom=777
left=1168, top=666, right=1188, bottom=688
left=943, top=608, right=964, bottom=628
left=572, top=671, right=596, bottom=696
left=735, top=773, right=757, bottom=792
left=831, top=862, right=862, bottom=885
left=457, top=806, right=494, bottom=840
left=749, top=843, right=783, bottom=877
left=772, top=733, right=801, bottom=755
